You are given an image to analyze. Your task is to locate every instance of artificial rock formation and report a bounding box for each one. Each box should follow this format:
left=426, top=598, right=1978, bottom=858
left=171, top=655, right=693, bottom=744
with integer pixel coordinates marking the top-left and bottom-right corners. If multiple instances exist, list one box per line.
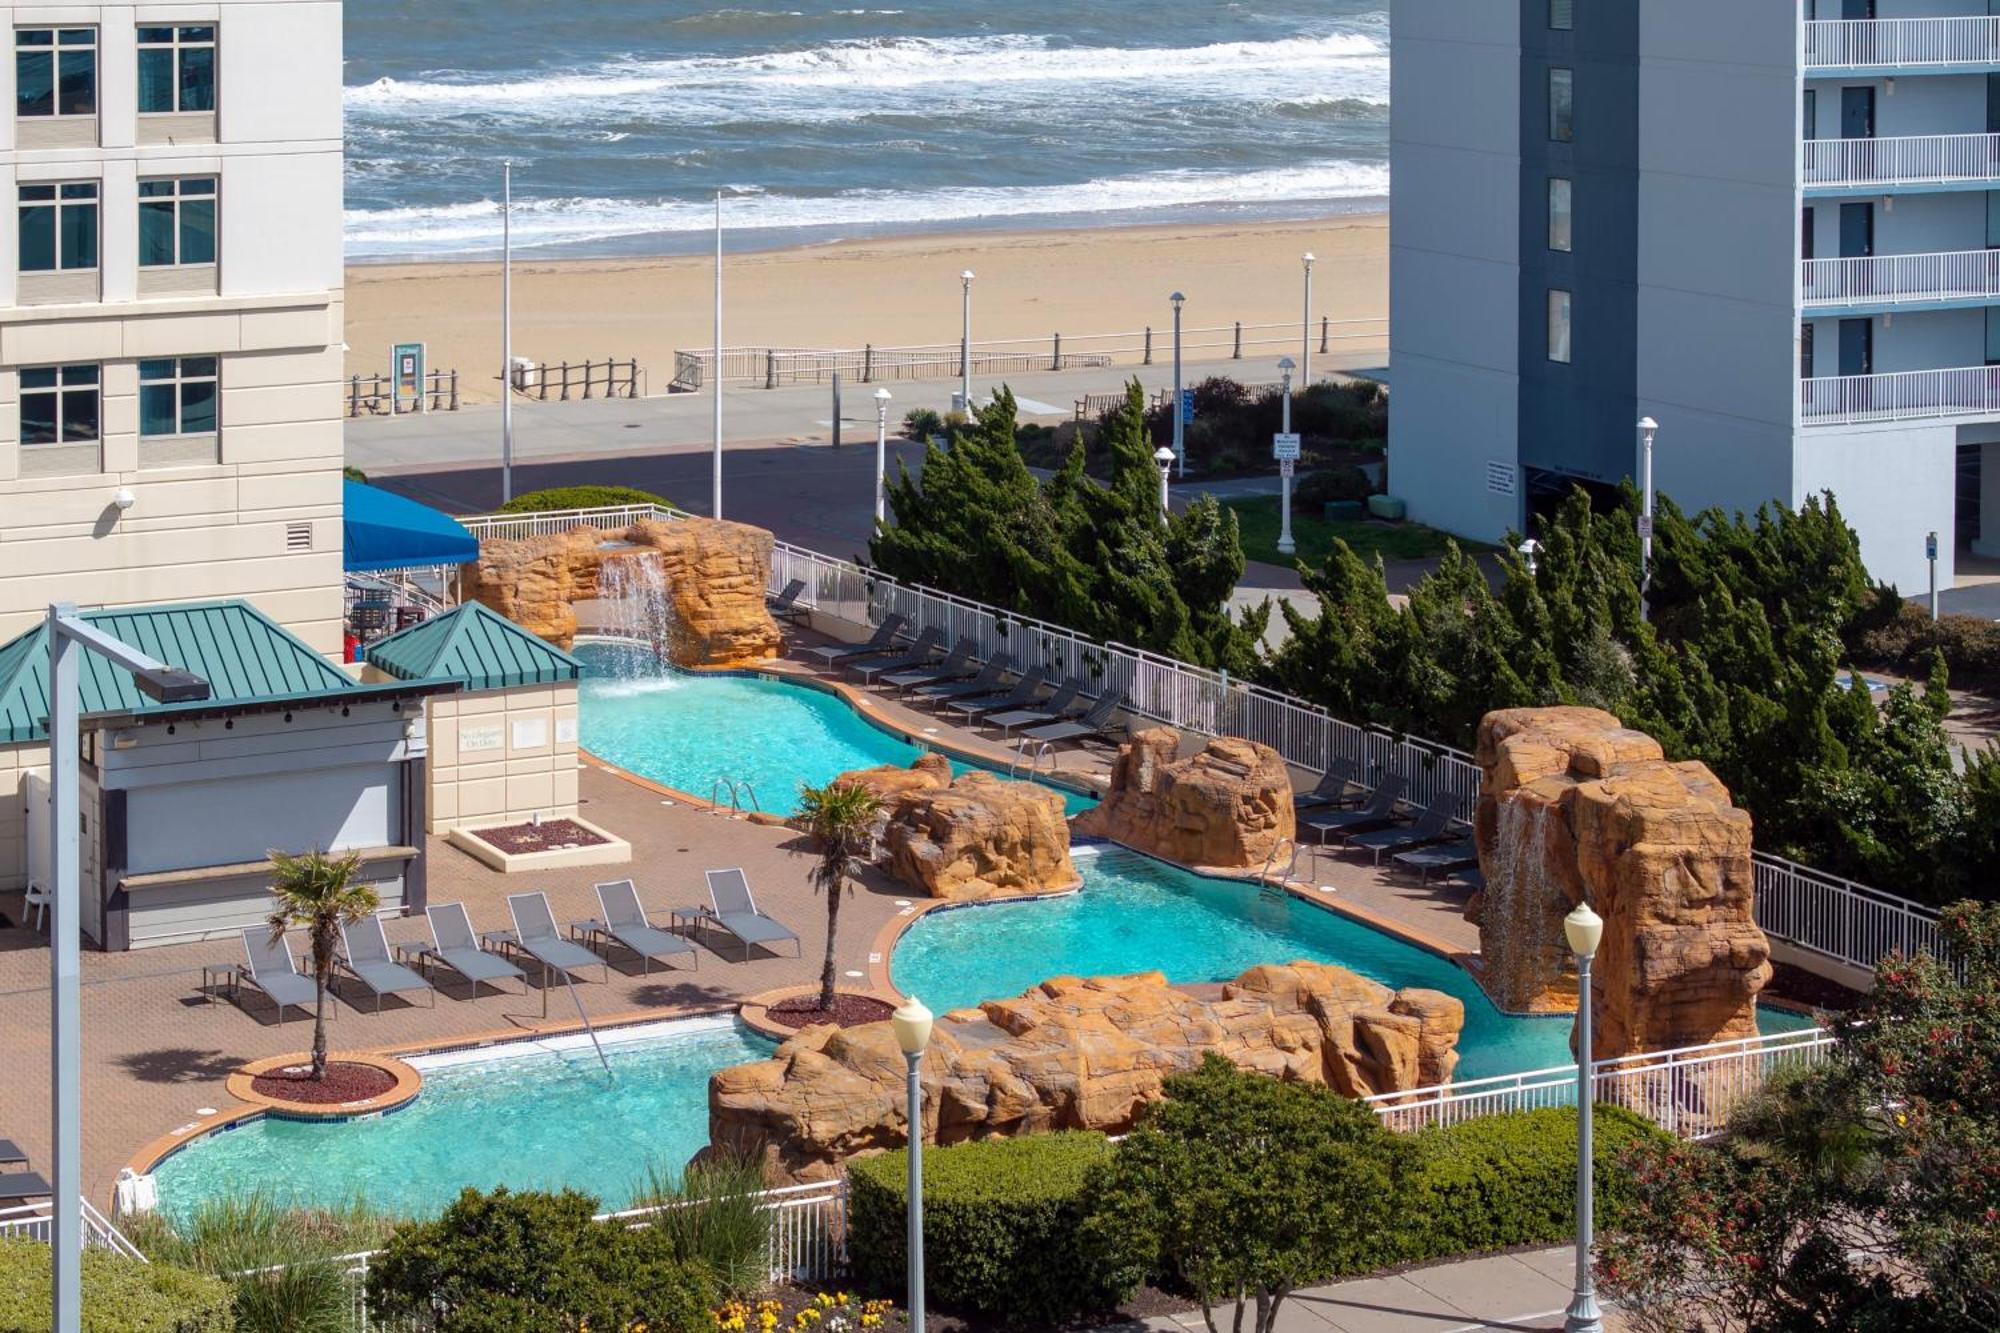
left=1071, top=728, right=1294, bottom=869
left=830, top=753, right=953, bottom=808
left=462, top=518, right=781, bottom=664
left=884, top=770, right=1079, bottom=902
left=705, top=963, right=1463, bottom=1184
left=1469, top=707, right=1773, bottom=1057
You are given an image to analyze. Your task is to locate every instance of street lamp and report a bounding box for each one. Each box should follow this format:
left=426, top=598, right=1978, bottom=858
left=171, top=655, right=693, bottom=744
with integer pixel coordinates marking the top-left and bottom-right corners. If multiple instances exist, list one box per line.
left=1563, top=902, right=1606, bottom=1333
left=1170, top=292, right=1187, bottom=479
left=891, top=995, right=935, bottom=1333
left=1636, top=417, right=1658, bottom=620
left=1519, top=537, right=1542, bottom=576
left=1276, top=356, right=1298, bottom=557
left=959, top=270, right=975, bottom=414
left=1154, top=445, right=1177, bottom=522
left=45, top=603, right=210, bottom=1333
left=874, top=388, right=894, bottom=527
left=1301, top=252, right=1316, bottom=385
left=501, top=162, right=514, bottom=504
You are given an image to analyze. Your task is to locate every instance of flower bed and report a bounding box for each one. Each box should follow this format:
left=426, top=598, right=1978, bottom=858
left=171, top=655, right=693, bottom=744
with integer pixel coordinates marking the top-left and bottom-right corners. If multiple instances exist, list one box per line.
left=712, top=1291, right=900, bottom=1333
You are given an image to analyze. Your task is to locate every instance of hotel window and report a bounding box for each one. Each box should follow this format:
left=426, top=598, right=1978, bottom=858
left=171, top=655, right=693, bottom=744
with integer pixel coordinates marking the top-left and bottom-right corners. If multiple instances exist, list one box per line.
left=140, top=358, right=219, bottom=438
left=139, top=178, right=217, bottom=266
left=19, top=182, right=99, bottom=272
left=1549, top=68, right=1574, bottom=142
left=1549, top=178, right=1573, bottom=252
left=137, top=25, right=215, bottom=113
left=1548, top=290, right=1573, bottom=364
left=14, top=28, right=95, bottom=118
left=1550, top=0, right=1573, bottom=30
left=19, top=365, right=101, bottom=448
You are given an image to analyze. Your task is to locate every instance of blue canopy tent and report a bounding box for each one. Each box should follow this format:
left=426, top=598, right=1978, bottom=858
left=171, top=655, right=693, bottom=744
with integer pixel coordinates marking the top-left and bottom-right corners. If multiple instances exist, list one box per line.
left=343, top=480, right=479, bottom=572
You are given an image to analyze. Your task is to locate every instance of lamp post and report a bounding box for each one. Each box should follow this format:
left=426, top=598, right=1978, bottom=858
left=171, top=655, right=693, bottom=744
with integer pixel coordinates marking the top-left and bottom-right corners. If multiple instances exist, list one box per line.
left=1171, top=292, right=1187, bottom=479
left=500, top=162, right=514, bottom=504
left=713, top=192, right=726, bottom=519
left=1637, top=417, right=1658, bottom=620
left=959, top=270, right=975, bottom=414
left=874, top=388, right=894, bottom=526
left=1154, top=445, right=1177, bottom=523
left=1276, top=356, right=1298, bottom=557
left=1563, top=902, right=1605, bottom=1333
left=45, top=604, right=209, bottom=1333
left=1519, top=537, right=1542, bottom=577
left=1301, top=252, right=1316, bottom=385
left=891, top=996, right=934, bottom=1333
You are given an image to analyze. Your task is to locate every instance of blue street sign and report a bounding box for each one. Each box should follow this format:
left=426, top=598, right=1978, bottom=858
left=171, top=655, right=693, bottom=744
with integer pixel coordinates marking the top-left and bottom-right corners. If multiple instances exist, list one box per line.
left=1927, top=532, right=1939, bottom=562
left=1181, top=388, right=1196, bottom=425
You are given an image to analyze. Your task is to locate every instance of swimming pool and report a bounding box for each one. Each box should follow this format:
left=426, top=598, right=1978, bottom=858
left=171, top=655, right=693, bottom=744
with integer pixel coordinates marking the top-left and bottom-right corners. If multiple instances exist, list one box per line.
left=151, top=1017, right=773, bottom=1221
left=576, top=641, right=1096, bottom=816
left=892, top=847, right=1817, bottom=1081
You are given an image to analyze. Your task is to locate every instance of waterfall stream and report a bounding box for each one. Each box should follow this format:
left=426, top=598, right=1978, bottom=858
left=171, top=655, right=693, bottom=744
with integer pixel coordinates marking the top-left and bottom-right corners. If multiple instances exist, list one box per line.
left=594, top=549, right=676, bottom=671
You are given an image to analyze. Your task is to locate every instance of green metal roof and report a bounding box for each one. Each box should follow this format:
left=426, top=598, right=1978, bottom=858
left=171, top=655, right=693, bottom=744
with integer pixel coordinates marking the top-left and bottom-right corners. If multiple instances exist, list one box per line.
left=364, top=601, right=581, bottom=692
left=0, top=600, right=365, bottom=745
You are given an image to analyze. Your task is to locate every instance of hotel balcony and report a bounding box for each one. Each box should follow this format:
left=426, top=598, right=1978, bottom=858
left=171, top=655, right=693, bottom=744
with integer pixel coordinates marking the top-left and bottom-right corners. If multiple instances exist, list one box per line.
left=1802, top=248, right=2000, bottom=315
left=1801, top=365, right=2000, bottom=427
left=1804, top=16, right=2000, bottom=75
left=1803, top=132, right=2000, bottom=193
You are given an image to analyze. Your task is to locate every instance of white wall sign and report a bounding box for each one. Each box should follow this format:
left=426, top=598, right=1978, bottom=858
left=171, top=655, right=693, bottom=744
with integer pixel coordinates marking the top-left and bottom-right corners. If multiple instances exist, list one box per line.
left=512, top=717, right=549, bottom=751
left=459, top=722, right=504, bottom=754
left=1486, top=461, right=1518, bottom=496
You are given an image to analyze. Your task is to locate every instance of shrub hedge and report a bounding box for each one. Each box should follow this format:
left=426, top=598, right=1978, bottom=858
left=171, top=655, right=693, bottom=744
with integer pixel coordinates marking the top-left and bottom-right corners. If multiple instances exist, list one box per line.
left=1850, top=593, right=2000, bottom=690
left=496, top=485, right=675, bottom=514
left=847, top=1131, right=1124, bottom=1325
left=0, top=1237, right=236, bottom=1331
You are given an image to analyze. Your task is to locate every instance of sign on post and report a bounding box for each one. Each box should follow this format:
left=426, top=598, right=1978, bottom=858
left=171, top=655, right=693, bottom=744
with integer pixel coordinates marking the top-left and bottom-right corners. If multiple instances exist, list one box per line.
left=1180, top=388, right=1196, bottom=425
left=1927, top=531, right=1939, bottom=562
left=392, top=342, right=426, bottom=414
left=1637, top=515, right=1653, bottom=539
left=1272, top=431, right=1301, bottom=462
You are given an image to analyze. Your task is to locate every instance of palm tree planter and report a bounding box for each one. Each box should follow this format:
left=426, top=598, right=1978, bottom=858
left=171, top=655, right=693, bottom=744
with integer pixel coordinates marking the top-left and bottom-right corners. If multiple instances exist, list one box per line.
left=770, top=780, right=894, bottom=1028
left=265, top=848, right=378, bottom=1082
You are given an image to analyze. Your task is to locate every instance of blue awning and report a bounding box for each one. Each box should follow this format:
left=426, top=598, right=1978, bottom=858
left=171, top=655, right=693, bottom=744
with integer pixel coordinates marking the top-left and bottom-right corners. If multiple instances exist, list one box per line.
left=343, top=480, right=479, bottom=572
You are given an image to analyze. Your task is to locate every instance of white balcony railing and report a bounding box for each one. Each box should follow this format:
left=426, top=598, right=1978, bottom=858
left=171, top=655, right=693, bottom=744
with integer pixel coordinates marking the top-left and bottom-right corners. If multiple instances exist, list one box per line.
left=1803, top=132, right=2000, bottom=189
left=1801, top=364, right=2000, bottom=426
left=1805, top=16, right=2000, bottom=70
left=1802, top=247, right=2000, bottom=309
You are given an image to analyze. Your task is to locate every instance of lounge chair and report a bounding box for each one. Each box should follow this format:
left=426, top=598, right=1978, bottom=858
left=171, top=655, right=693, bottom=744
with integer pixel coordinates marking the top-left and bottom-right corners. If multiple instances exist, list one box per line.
left=848, top=626, right=945, bottom=684
left=943, top=663, right=1050, bottom=719
left=704, top=869, right=801, bottom=959
left=985, top=675, right=1087, bottom=734
left=914, top=651, right=1014, bottom=703
left=1391, top=838, right=1480, bottom=882
left=766, top=579, right=809, bottom=624
left=1295, top=757, right=1366, bottom=813
left=1343, top=795, right=1461, bottom=865
left=881, top=636, right=978, bottom=690
left=0, top=1172, right=50, bottom=1203
left=587, top=880, right=698, bottom=973
left=337, top=913, right=436, bottom=1012
left=238, top=927, right=320, bottom=1024
left=802, top=613, right=907, bottom=668
left=1020, top=689, right=1127, bottom=747
left=505, top=892, right=610, bottom=984
left=0, top=1140, right=25, bottom=1168
left=422, top=903, right=527, bottom=996
left=1301, top=773, right=1409, bottom=844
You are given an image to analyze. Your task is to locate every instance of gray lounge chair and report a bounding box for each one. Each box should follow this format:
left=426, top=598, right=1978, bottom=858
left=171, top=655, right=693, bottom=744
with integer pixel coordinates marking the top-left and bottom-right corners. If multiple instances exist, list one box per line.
left=1295, top=757, right=1365, bottom=812
left=704, top=869, right=801, bottom=959
left=986, top=675, right=1087, bottom=734
left=239, top=927, right=319, bottom=1024
left=767, top=579, right=809, bottom=624
left=588, top=880, right=697, bottom=973
left=944, top=663, right=1049, bottom=719
left=1020, top=689, right=1127, bottom=747
left=882, top=636, right=978, bottom=690
left=803, top=613, right=907, bottom=667
left=1301, top=773, right=1408, bottom=844
left=505, top=892, right=610, bottom=983
left=338, top=913, right=436, bottom=1012
left=423, top=902, right=526, bottom=996
left=915, top=651, right=1014, bottom=703
left=1392, top=838, right=1480, bottom=882
left=1344, top=796, right=1460, bottom=865
left=0, top=1140, right=26, bottom=1168
left=0, top=1172, right=50, bottom=1203
left=849, top=626, right=945, bottom=684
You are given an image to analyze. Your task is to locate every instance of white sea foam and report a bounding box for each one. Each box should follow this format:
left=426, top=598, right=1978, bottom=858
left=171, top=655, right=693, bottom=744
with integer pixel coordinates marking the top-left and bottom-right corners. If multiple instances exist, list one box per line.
left=344, top=159, right=1389, bottom=256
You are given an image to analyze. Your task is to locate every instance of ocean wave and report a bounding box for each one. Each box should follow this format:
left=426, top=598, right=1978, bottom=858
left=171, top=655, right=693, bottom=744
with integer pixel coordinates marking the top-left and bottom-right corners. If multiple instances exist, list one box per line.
left=344, top=160, right=1389, bottom=257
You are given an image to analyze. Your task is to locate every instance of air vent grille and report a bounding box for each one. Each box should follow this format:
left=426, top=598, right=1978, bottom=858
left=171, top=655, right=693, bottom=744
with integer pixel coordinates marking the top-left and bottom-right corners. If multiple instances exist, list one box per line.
left=285, top=522, right=313, bottom=551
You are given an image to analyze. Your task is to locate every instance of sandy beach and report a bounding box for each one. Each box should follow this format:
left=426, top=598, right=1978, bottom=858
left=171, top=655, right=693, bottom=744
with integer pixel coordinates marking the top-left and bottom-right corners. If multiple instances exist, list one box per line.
left=343, top=213, right=1388, bottom=404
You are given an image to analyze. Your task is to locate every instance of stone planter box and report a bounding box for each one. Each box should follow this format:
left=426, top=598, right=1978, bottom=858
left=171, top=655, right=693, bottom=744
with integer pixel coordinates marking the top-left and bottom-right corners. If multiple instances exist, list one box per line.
left=1323, top=500, right=1366, bottom=521
left=1366, top=494, right=1408, bottom=521
left=446, top=815, right=632, bottom=873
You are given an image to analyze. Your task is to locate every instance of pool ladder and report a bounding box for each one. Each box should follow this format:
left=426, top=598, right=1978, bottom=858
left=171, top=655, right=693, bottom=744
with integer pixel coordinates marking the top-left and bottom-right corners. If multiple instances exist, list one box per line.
left=708, top=774, right=762, bottom=814
left=1259, top=837, right=1308, bottom=900
left=1010, top=739, right=1057, bottom=779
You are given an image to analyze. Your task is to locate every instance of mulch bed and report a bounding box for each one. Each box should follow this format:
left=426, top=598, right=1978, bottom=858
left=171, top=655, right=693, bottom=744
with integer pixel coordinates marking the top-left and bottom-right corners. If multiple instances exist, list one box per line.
left=468, top=818, right=609, bottom=855
left=764, top=993, right=898, bottom=1030
left=250, top=1060, right=398, bottom=1105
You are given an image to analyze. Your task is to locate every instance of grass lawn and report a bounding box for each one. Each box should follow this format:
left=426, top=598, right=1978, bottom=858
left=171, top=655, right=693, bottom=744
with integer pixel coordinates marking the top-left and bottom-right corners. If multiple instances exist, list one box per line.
left=1222, top=495, right=1475, bottom=566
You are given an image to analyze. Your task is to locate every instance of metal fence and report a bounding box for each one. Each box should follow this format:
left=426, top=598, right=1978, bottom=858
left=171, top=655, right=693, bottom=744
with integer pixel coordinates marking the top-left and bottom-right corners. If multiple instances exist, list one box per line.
left=1803, top=130, right=2000, bottom=189
left=0, top=1198, right=147, bottom=1258
left=1803, top=15, right=2000, bottom=70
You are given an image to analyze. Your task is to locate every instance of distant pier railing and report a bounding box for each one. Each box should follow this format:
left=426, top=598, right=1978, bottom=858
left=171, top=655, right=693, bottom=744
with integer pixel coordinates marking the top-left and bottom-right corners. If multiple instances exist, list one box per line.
left=511, top=357, right=643, bottom=401
left=347, top=369, right=459, bottom=417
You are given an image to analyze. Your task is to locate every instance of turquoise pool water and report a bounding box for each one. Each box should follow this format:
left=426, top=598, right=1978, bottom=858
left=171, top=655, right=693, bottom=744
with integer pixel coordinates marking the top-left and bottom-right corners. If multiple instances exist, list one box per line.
left=892, top=847, right=1817, bottom=1081
left=151, top=1018, right=773, bottom=1221
left=576, top=641, right=1096, bottom=816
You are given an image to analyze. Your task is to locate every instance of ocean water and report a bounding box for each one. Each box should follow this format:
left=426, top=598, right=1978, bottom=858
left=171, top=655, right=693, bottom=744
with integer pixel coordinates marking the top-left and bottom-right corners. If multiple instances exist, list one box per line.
left=343, top=0, right=1389, bottom=260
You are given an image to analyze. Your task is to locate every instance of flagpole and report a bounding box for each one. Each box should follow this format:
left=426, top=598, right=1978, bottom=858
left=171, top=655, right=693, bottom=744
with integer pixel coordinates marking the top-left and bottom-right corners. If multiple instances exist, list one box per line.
left=712, top=191, right=724, bottom=520
left=501, top=162, right=514, bottom=503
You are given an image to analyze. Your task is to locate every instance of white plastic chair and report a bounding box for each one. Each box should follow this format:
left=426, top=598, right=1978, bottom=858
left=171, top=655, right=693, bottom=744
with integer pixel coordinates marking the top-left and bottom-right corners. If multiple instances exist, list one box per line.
left=21, top=881, right=50, bottom=932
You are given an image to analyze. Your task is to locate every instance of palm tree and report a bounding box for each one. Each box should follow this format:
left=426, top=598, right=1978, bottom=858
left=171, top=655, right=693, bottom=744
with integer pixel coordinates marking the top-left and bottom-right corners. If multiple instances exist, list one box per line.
left=795, top=780, right=883, bottom=1012
left=266, top=848, right=377, bottom=1081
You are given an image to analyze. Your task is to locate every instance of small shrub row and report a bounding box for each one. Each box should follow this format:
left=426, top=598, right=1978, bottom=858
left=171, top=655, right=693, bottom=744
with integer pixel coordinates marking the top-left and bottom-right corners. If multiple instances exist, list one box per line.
left=496, top=484, right=675, bottom=514
left=1138, top=377, right=1387, bottom=477
left=0, top=1237, right=235, bottom=1332
left=1849, top=592, right=2000, bottom=689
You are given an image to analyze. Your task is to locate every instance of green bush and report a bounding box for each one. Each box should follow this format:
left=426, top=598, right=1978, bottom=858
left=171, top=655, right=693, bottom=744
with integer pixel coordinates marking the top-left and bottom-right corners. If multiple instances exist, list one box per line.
left=1851, top=592, right=2000, bottom=688
left=1294, top=467, right=1374, bottom=507
left=364, top=1188, right=712, bottom=1333
left=496, top=485, right=674, bottom=514
left=847, top=1131, right=1127, bottom=1324
left=1395, top=1105, right=1669, bottom=1263
left=0, top=1237, right=235, bottom=1331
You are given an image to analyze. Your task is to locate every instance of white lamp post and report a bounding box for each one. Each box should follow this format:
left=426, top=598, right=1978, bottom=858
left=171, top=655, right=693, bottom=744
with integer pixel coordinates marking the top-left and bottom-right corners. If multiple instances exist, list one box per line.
left=959, top=270, right=975, bottom=414
left=1520, top=537, right=1542, bottom=576
left=1563, top=902, right=1605, bottom=1333
left=45, top=604, right=209, bottom=1333
left=874, top=388, right=894, bottom=526
left=1276, top=356, right=1298, bottom=557
left=1302, top=252, right=1316, bottom=385
left=1171, top=292, right=1187, bottom=479
left=500, top=162, right=514, bottom=504
left=1154, top=445, right=1177, bottom=523
left=1637, top=417, right=1658, bottom=620
left=891, top=996, right=935, bottom=1333
left=713, top=192, right=726, bottom=520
